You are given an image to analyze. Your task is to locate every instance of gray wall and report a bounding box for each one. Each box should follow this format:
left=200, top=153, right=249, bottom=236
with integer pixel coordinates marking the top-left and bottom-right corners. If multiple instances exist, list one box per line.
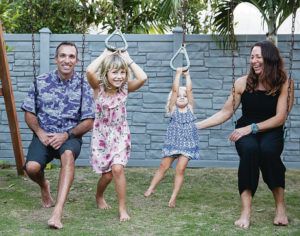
left=1, top=28, right=300, bottom=168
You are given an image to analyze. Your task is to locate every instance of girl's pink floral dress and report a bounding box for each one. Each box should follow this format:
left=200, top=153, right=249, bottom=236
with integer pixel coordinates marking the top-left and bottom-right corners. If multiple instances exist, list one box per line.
left=90, top=83, right=131, bottom=174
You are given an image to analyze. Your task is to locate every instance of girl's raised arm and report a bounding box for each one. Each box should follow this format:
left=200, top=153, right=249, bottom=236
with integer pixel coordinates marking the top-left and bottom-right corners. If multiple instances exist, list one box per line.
left=121, top=51, right=148, bottom=92
left=86, top=49, right=111, bottom=90
left=168, top=68, right=182, bottom=112
left=183, top=70, right=194, bottom=110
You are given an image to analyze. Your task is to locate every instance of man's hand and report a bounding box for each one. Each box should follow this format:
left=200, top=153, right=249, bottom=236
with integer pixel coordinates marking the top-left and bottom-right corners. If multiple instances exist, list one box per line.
left=36, top=130, right=51, bottom=146
left=48, top=133, right=68, bottom=150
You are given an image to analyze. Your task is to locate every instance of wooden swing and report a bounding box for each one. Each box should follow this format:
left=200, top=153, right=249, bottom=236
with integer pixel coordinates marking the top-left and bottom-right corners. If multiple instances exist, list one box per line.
left=0, top=22, right=25, bottom=175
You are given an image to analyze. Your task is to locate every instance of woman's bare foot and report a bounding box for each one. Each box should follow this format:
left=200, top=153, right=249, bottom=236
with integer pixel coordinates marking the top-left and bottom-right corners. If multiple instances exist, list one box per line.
left=96, top=196, right=111, bottom=209
left=41, top=180, right=54, bottom=208
left=119, top=209, right=130, bottom=222
left=273, top=205, right=288, bottom=226
left=168, top=197, right=176, bottom=208
left=144, top=189, right=155, bottom=197
left=234, top=211, right=250, bottom=229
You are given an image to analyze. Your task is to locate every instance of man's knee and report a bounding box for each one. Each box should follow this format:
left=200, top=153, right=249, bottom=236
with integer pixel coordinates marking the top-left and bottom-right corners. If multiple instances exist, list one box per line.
left=25, top=161, right=42, bottom=175
left=61, top=150, right=75, bottom=166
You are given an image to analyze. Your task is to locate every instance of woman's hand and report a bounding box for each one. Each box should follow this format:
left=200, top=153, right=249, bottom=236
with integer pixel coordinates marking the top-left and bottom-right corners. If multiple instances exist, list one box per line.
left=229, top=125, right=251, bottom=142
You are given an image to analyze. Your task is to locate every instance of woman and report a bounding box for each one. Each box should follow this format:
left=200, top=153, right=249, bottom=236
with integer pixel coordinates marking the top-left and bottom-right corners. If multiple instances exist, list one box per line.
left=196, top=40, right=294, bottom=229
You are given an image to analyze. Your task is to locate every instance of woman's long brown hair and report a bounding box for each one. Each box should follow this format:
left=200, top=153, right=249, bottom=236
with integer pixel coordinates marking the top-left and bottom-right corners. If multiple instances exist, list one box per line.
left=246, top=40, right=287, bottom=95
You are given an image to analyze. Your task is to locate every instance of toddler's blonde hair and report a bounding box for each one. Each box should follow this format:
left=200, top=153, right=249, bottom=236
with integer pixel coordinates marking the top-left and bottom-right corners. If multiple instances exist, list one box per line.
left=97, top=53, right=130, bottom=90
left=165, top=86, right=186, bottom=114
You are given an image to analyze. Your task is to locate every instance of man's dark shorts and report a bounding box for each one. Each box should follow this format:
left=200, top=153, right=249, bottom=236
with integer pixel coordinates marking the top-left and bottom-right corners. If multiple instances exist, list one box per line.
left=24, top=134, right=82, bottom=171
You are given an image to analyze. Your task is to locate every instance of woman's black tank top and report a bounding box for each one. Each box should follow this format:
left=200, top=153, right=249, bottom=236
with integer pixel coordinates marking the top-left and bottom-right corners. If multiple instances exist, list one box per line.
left=236, top=90, right=281, bottom=128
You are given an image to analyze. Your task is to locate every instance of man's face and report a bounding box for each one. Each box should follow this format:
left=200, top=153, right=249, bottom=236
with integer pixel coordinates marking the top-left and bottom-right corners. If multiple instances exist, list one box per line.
left=55, top=45, right=78, bottom=79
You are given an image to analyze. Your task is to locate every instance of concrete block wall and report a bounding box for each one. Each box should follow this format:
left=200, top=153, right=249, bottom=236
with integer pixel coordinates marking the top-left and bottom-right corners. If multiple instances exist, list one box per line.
left=1, top=28, right=300, bottom=168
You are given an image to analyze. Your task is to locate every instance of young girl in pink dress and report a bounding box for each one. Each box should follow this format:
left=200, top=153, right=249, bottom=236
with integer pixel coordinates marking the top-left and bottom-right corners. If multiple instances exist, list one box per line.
left=86, top=49, right=147, bottom=221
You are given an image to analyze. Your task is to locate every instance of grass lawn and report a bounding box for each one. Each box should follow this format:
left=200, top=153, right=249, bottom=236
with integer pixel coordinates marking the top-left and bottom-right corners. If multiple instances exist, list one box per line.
left=0, top=166, right=299, bottom=236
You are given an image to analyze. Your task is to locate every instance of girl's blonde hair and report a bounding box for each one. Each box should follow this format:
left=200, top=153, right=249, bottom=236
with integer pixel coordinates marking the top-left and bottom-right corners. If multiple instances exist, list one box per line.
left=165, top=86, right=186, bottom=114
left=97, top=53, right=130, bottom=90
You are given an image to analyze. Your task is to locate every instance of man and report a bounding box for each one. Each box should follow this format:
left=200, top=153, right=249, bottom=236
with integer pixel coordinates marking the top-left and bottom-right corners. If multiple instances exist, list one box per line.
left=21, top=41, right=94, bottom=229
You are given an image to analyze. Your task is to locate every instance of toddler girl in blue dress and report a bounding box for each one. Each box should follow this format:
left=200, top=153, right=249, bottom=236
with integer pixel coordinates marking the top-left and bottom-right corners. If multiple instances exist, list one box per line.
left=144, top=67, right=200, bottom=207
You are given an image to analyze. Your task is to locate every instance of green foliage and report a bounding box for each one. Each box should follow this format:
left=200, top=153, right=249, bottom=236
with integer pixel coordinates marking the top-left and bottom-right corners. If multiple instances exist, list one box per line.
left=0, top=0, right=20, bottom=33
left=1, top=0, right=211, bottom=34
left=11, top=0, right=88, bottom=33
left=0, top=160, right=10, bottom=169
left=157, top=0, right=211, bottom=34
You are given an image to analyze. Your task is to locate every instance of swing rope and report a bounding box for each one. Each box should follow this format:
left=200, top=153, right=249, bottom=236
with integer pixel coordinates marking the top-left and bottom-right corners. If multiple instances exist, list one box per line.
left=29, top=0, right=87, bottom=115
left=170, top=0, right=190, bottom=71
left=79, top=6, right=88, bottom=118
left=29, top=0, right=38, bottom=114
left=284, top=2, right=297, bottom=139
left=230, top=0, right=238, bottom=125
left=105, top=0, right=128, bottom=52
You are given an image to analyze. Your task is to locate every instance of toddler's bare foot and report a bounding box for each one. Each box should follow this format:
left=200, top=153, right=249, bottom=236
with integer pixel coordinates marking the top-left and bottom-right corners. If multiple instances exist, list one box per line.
left=273, top=205, right=288, bottom=226
left=41, top=180, right=54, bottom=208
left=144, top=189, right=155, bottom=197
left=119, top=209, right=130, bottom=222
left=96, top=196, right=111, bottom=209
left=234, top=212, right=250, bottom=229
left=168, top=198, right=176, bottom=208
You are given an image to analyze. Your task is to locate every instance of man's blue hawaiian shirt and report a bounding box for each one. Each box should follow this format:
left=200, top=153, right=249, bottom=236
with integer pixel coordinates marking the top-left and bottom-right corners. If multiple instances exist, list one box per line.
left=21, top=70, right=95, bottom=133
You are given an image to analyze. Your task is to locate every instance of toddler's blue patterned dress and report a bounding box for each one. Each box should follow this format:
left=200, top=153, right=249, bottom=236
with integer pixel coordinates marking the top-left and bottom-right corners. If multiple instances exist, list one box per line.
left=162, top=107, right=200, bottom=160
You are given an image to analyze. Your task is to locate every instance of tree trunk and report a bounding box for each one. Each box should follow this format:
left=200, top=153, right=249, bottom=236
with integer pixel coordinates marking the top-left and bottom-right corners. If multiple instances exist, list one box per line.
left=266, top=6, right=278, bottom=46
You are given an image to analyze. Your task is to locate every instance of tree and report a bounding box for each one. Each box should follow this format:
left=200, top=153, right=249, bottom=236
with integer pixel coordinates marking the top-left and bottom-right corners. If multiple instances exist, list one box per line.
left=0, top=0, right=20, bottom=33
left=1, top=0, right=211, bottom=34
left=10, top=0, right=90, bottom=33
left=152, top=0, right=211, bottom=34
left=84, top=0, right=210, bottom=34
left=210, top=0, right=300, bottom=48
left=87, top=0, right=167, bottom=34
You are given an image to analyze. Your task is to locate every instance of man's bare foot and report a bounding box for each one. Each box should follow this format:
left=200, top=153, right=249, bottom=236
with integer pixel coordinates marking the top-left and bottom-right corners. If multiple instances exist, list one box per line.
left=96, top=196, right=111, bottom=209
left=41, top=180, right=54, bottom=208
left=119, top=209, right=130, bottom=222
left=234, top=212, right=250, bottom=229
left=273, top=206, right=288, bottom=226
left=144, top=189, right=155, bottom=197
left=48, top=217, right=63, bottom=229
left=168, top=198, right=176, bottom=208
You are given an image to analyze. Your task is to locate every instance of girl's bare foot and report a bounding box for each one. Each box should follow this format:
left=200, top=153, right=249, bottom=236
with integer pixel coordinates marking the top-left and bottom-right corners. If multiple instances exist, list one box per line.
left=273, top=205, right=288, bottom=226
left=41, top=180, right=54, bottom=208
left=119, top=209, right=130, bottom=222
left=144, top=189, right=155, bottom=197
left=48, top=210, right=63, bottom=229
left=168, top=197, right=176, bottom=208
left=96, top=196, right=111, bottom=209
left=234, top=211, right=250, bottom=229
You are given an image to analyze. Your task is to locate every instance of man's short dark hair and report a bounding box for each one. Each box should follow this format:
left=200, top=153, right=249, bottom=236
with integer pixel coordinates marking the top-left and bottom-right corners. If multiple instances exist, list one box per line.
left=55, top=41, right=79, bottom=59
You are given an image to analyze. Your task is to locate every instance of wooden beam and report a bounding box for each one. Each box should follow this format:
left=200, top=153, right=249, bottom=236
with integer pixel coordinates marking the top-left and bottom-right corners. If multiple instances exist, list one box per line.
left=0, top=21, right=25, bottom=175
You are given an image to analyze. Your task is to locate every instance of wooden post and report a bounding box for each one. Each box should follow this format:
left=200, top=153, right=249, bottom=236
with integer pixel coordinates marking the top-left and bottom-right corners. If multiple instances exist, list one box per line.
left=0, top=22, right=25, bottom=175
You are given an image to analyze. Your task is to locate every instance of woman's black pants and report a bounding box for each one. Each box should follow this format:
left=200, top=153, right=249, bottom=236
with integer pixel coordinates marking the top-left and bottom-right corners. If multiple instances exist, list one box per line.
left=235, top=128, right=286, bottom=196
